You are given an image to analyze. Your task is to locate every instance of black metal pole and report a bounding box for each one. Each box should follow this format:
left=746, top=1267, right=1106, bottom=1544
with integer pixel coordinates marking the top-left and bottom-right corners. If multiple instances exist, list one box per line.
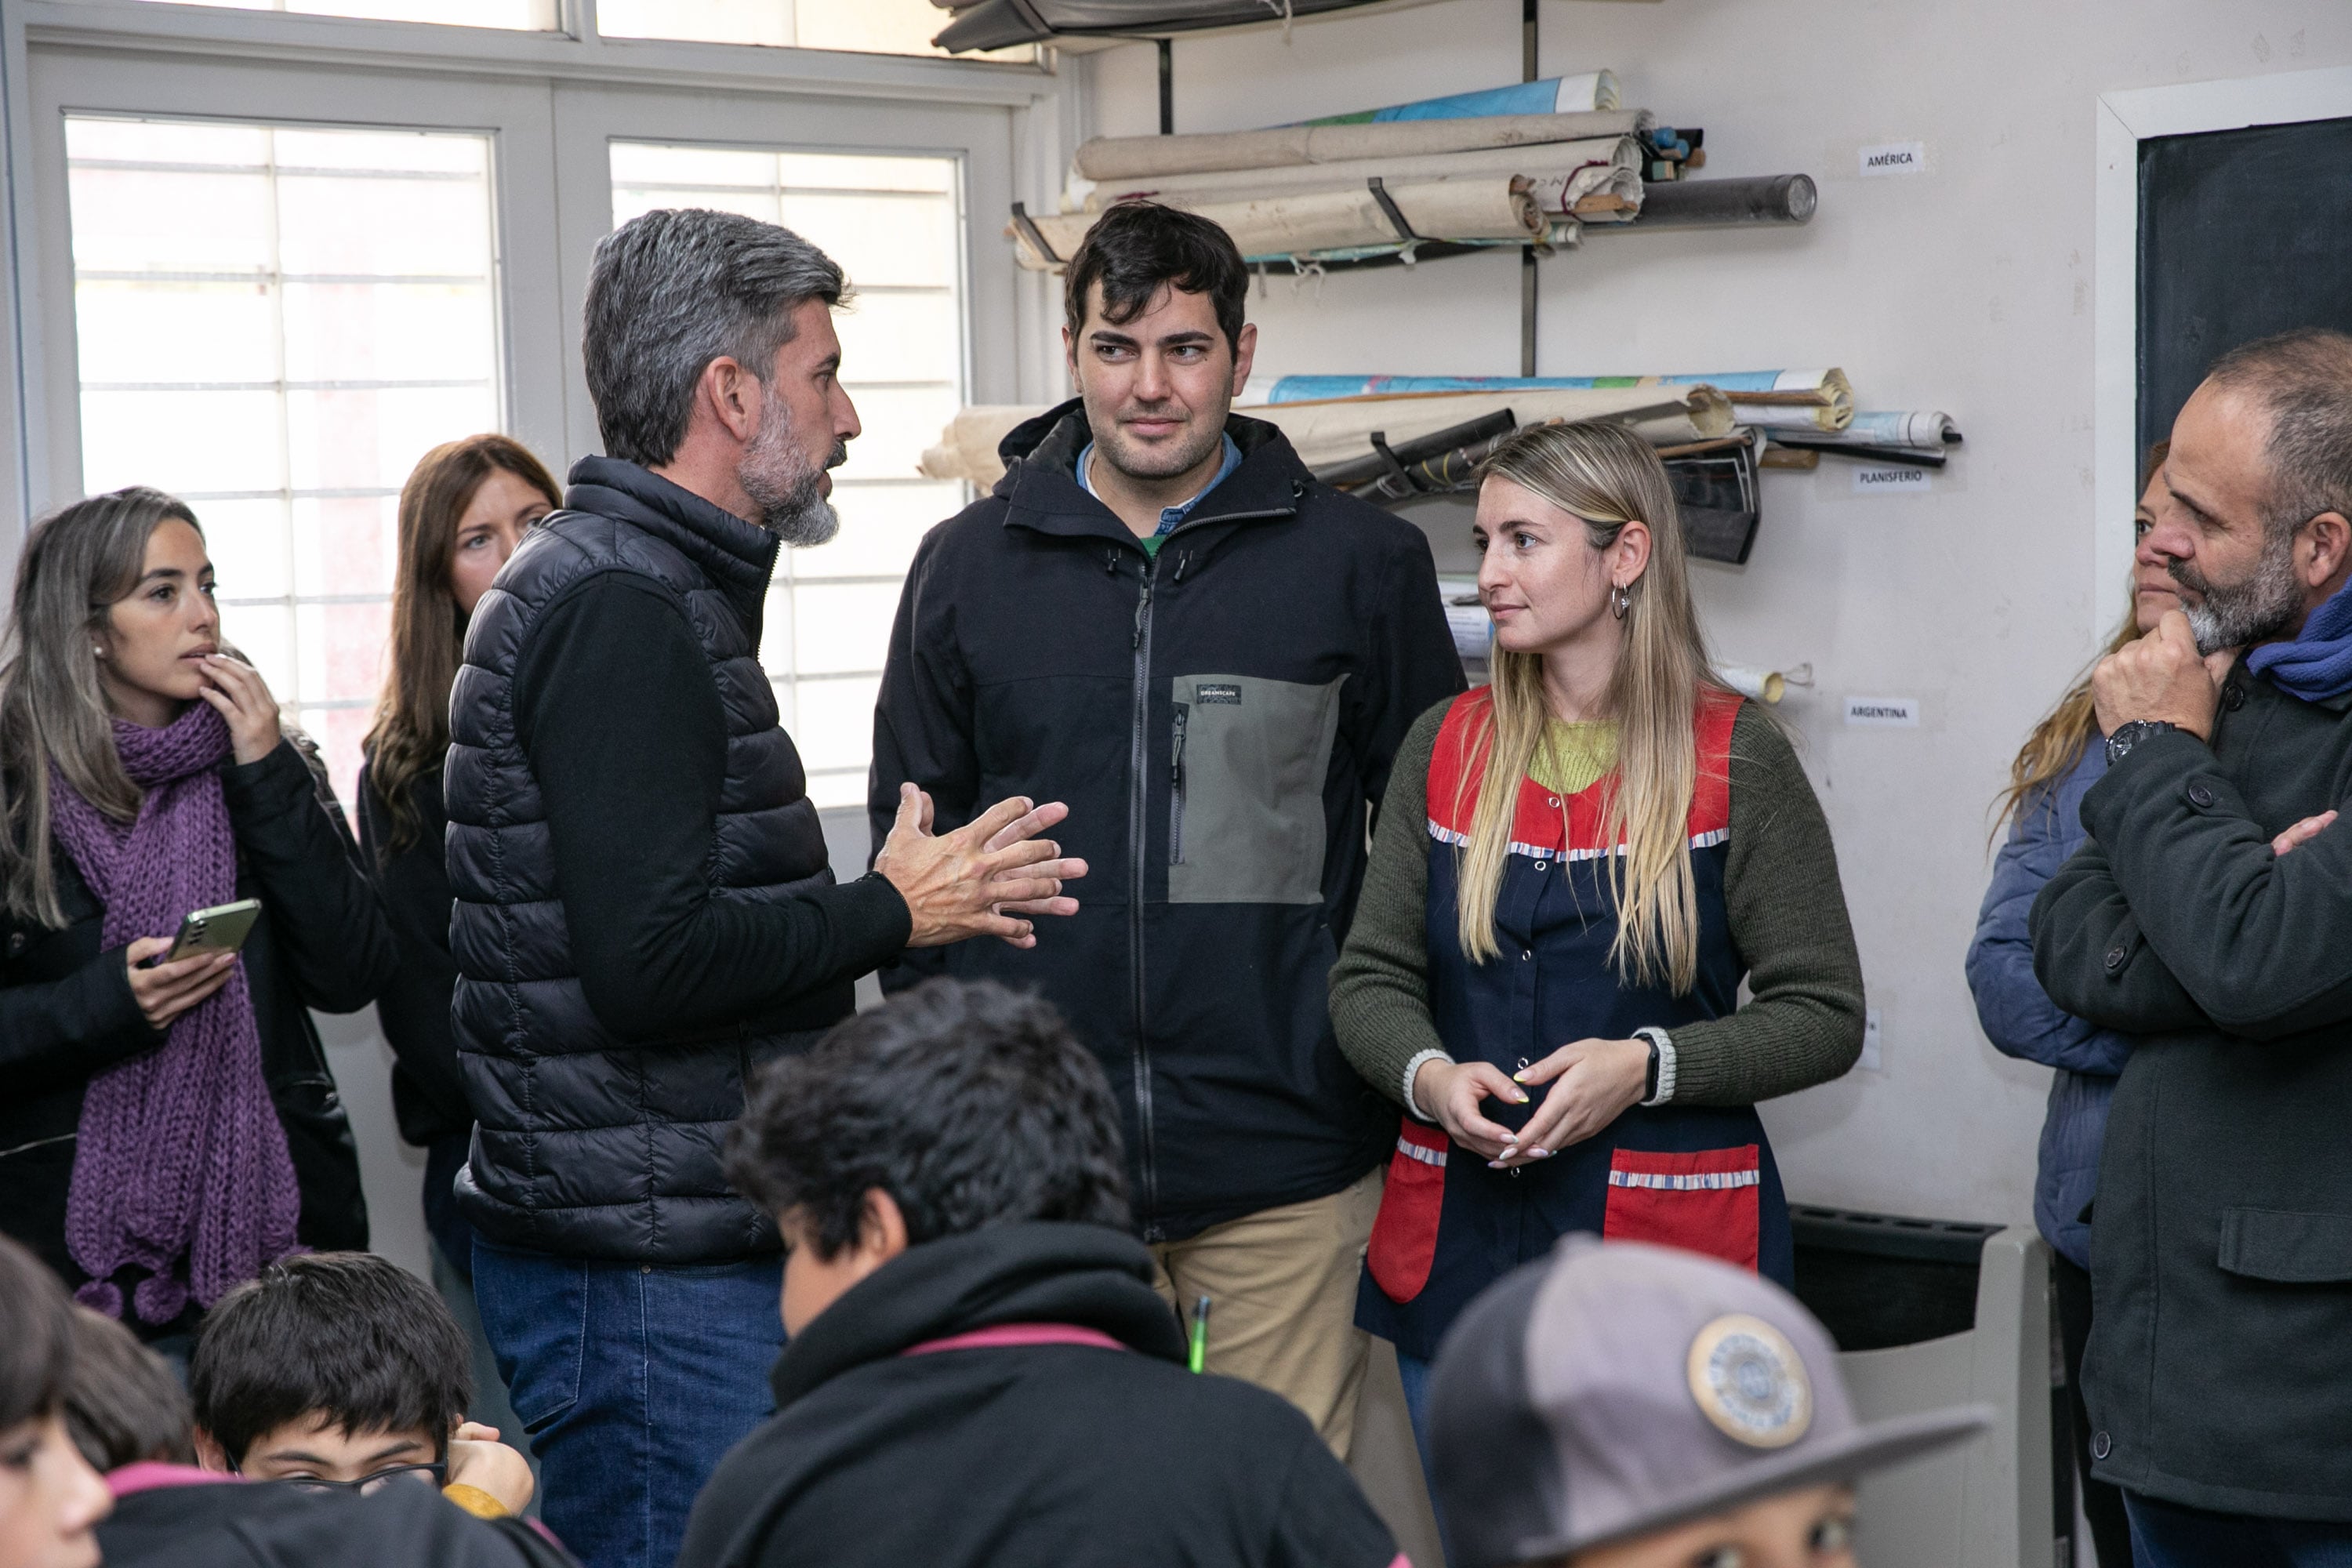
left=1519, top=0, right=1538, bottom=376
left=1158, top=38, right=1174, bottom=136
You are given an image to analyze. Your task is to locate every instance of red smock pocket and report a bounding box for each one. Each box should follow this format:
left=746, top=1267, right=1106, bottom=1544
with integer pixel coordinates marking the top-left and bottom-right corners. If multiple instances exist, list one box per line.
left=1601, top=1145, right=1762, bottom=1272
left=1367, top=1120, right=1450, bottom=1304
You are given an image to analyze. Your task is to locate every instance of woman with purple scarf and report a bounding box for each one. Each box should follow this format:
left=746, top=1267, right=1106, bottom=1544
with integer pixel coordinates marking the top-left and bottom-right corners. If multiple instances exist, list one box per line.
left=0, top=487, right=396, bottom=1345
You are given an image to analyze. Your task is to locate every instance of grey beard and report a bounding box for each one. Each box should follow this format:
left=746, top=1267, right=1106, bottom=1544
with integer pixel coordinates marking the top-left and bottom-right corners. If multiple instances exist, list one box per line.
left=740, top=398, right=843, bottom=547
left=2176, top=530, right=2303, bottom=654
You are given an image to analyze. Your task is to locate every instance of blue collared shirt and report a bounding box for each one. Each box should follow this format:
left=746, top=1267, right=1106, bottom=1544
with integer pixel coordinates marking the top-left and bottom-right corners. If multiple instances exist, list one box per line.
left=1076, top=433, right=1243, bottom=557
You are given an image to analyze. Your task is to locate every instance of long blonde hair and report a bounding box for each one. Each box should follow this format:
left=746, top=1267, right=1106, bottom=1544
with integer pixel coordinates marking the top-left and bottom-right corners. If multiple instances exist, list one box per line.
left=1454, top=422, right=1723, bottom=993
left=1991, top=440, right=2169, bottom=833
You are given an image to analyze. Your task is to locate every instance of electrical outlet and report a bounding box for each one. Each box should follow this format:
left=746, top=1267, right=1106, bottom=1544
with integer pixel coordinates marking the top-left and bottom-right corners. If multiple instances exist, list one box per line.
left=1858, top=1009, right=1884, bottom=1073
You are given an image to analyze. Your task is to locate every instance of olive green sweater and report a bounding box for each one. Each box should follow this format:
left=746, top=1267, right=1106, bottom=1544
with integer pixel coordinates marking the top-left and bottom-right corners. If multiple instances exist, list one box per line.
left=1330, top=697, right=1866, bottom=1110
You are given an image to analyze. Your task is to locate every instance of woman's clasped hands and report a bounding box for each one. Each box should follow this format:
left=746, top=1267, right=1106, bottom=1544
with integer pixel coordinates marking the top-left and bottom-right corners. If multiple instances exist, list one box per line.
left=1413, top=1035, right=1651, bottom=1170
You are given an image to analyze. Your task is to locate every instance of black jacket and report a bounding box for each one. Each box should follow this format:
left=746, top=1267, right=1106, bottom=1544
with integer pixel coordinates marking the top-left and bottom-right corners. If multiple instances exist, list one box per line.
left=447, top=457, right=910, bottom=1264
left=99, top=1470, right=578, bottom=1568
left=2034, top=662, right=2352, bottom=1518
left=0, top=738, right=395, bottom=1331
left=676, top=1222, right=1399, bottom=1568
left=872, top=405, right=1464, bottom=1241
left=355, top=757, right=470, bottom=1147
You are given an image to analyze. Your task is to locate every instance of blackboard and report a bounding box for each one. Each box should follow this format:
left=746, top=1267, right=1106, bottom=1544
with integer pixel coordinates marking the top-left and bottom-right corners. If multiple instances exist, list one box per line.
left=2139, top=117, right=2352, bottom=460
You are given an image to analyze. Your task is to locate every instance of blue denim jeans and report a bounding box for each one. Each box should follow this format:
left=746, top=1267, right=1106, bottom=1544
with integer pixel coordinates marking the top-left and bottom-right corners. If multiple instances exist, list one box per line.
left=2128, top=1492, right=2352, bottom=1567
left=1394, top=1348, right=1450, bottom=1548
left=473, top=1239, right=784, bottom=1568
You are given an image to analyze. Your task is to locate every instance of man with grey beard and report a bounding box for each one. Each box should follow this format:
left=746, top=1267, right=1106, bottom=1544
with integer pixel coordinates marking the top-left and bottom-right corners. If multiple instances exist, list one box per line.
left=442, top=209, right=1087, bottom=1568
left=2033, top=328, right=2352, bottom=1564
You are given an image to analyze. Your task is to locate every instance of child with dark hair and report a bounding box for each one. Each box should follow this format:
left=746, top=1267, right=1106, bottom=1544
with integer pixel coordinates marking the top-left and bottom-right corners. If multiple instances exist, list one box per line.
left=62, top=1308, right=194, bottom=1472
left=25, top=1247, right=576, bottom=1568
left=189, top=1251, right=532, bottom=1519
left=677, top=978, right=1403, bottom=1568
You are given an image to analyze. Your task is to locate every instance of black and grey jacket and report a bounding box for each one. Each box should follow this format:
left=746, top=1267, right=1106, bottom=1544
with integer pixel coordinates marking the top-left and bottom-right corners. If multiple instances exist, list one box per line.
left=871, top=403, right=1464, bottom=1242
left=448, top=457, right=909, bottom=1265
left=2034, top=662, right=2352, bottom=1519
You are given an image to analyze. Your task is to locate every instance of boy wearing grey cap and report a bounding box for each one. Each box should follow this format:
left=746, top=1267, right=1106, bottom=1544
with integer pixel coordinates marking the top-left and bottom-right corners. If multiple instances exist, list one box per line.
left=1427, top=1237, right=1988, bottom=1568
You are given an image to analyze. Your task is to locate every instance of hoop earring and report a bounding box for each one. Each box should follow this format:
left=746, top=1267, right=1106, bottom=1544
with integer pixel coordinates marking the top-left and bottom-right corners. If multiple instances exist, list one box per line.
left=1609, top=583, right=1632, bottom=620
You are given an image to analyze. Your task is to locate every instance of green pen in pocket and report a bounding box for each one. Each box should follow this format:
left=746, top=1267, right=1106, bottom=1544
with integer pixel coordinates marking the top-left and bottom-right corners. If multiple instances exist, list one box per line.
left=1188, top=1294, right=1212, bottom=1374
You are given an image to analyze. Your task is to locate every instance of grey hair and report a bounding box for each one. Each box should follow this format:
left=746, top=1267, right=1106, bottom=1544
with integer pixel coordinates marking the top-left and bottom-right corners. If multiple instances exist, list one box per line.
left=583, top=208, right=851, bottom=467
left=0, top=487, right=200, bottom=926
left=2204, top=328, right=2352, bottom=539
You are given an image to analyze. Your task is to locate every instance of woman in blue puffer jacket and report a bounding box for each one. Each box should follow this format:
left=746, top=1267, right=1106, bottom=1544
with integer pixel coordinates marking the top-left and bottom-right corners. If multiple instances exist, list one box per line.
left=1967, top=444, right=2174, bottom=1568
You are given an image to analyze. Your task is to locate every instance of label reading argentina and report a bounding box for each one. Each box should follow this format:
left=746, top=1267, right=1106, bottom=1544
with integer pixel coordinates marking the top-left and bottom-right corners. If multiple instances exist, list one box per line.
left=1844, top=696, right=1920, bottom=728
left=1858, top=140, right=1927, bottom=177
left=1194, top=683, right=1243, bottom=705
left=1853, top=465, right=1933, bottom=494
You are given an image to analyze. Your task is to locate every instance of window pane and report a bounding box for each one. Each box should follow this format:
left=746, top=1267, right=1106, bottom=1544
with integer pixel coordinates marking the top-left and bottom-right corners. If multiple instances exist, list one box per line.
left=102, top=0, right=557, bottom=29
left=597, top=0, right=1036, bottom=62
left=68, top=116, right=502, bottom=806
left=614, top=142, right=967, bottom=804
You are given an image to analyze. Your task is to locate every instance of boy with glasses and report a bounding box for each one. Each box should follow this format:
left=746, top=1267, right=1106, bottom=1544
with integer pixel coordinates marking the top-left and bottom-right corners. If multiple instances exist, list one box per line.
left=188, top=1252, right=532, bottom=1519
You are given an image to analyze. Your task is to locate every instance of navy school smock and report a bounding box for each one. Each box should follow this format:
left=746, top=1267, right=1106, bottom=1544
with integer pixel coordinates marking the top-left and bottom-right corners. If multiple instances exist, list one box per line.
left=1356, top=686, right=1792, bottom=1362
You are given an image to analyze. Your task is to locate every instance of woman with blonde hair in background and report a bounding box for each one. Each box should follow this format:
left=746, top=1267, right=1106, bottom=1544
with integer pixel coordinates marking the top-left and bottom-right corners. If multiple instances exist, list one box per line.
left=358, top=434, right=560, bottom=1441
left=1963, top=441, right=2270, bottom=1568
left=1330, top=420, right=1865, bottom=1464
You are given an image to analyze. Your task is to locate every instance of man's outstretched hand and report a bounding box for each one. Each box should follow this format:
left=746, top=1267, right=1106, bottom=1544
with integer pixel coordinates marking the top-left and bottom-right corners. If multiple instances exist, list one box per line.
left=875, top=783, right=1087, bottom=949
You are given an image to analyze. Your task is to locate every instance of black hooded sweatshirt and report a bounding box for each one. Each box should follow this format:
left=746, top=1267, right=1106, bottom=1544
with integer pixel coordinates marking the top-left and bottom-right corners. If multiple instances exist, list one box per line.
left=98, top=1469, right=579, bottom=1568
left=675, top=1222, right=1403, bottom=1568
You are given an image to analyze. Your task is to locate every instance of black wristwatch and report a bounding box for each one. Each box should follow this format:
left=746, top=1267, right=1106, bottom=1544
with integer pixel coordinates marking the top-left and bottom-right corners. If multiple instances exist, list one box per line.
left=1641, top=1036, right=1661, bottom=1102
left=2105, top=719, right=2179, bottom=768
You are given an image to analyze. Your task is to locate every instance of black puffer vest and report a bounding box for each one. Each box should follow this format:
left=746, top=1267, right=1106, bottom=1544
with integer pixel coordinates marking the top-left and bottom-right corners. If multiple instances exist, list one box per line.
left=446, top=456, right=835, bottom=1262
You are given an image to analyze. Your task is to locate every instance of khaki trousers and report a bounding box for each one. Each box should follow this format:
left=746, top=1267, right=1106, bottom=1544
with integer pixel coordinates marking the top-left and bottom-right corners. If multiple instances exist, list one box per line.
left=1149, top=1166, right=1383, bottom=1461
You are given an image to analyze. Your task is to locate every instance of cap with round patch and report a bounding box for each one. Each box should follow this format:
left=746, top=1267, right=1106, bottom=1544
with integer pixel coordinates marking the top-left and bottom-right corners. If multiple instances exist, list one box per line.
left=1426, top=1236, right=1992, bottom=1568
left=1686, top=1313, right=1813, bottom=1449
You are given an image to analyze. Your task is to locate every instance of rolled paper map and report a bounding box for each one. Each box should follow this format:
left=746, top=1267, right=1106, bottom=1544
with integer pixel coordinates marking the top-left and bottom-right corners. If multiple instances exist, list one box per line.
left=1071, top=108, right=1655, bottom=182
left=1719, top=666, right=1788, bottom=705
left=1835, top=410, right=1962, bottom=448
left=918, top=387, right=1737, bottom=489
left=1085, top=136, right=1640, bottom=211
left=1298, top=71, right=1620, bottom=125
left=1011, top=178, right=1544, bottom=272
left=1271, top=369, right=1853, bottom=433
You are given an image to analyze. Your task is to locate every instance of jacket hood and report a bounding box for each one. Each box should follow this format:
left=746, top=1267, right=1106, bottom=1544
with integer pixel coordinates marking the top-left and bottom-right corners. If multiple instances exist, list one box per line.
left=769, top=1221, right=1186, bottom=1410
left=991, top=399, right=1310, bottom=519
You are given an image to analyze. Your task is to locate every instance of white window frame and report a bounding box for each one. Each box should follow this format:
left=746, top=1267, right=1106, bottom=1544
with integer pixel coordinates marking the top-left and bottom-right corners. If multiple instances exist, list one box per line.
left=0, top=0, right=1078, bottom=548
left=2092, top=64, right=2352, bottom=637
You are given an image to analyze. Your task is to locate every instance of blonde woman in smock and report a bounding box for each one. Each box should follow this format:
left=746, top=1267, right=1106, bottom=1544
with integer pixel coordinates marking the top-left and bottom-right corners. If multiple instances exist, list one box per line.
left=1330, top=421, right=1866, bottom=1449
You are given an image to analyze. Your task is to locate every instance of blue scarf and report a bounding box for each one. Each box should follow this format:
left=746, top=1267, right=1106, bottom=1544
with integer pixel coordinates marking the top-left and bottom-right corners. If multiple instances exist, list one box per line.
left=2247, top=577, right=2352, bottom=700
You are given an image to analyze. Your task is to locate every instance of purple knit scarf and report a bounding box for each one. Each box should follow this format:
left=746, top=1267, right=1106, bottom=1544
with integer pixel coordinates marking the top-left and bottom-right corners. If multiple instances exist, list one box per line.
left=48, top=703, right=299, bottom=1323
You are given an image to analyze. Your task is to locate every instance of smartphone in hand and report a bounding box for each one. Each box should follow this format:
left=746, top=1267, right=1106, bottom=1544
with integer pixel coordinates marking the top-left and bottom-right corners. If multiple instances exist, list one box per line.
left=140, top=898, right=263, bottom=967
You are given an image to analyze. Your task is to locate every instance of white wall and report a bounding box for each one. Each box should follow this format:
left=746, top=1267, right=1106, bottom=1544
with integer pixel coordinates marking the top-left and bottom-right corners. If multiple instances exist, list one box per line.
left=1087, top=0, right=2352, bottom=1229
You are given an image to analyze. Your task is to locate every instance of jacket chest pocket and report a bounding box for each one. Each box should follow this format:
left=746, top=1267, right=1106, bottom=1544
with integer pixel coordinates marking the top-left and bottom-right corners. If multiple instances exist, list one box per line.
left=1167, top=673, right=1346, bottom=905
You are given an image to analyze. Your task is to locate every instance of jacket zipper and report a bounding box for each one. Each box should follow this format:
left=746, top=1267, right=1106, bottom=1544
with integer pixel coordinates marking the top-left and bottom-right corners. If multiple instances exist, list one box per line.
left=1169, top=703, right=1189, bottom=866
left=1128, top=551, right=1163, bottom=1238
left=1113, top=495, right=1295, bottom=1243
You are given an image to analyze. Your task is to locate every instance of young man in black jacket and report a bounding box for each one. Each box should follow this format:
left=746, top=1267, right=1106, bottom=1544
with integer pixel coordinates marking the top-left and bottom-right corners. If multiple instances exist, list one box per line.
left=2033, top=328, right=2352, bottom=1563
left=677, top=978, right=1402, bottom=1568
left=870, top=201, right=1462, bottom=1457
left=445, top=209, right=1086, bottom=1568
